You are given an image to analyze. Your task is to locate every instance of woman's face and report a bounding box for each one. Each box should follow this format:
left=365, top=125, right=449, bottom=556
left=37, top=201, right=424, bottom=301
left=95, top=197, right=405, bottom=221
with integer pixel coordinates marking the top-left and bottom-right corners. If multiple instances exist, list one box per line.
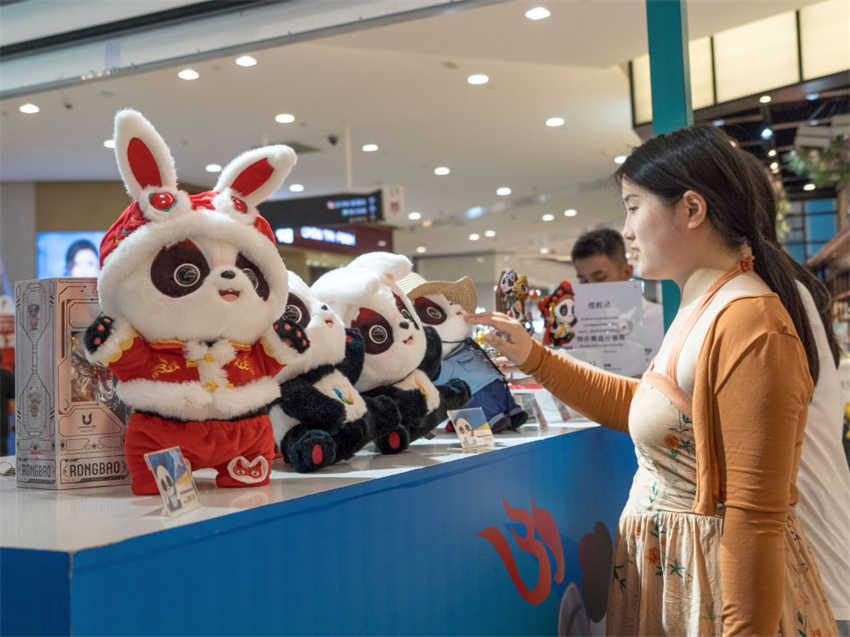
left=620, top=180, right=689, bottom=281
left=70, top=249, right=99, bottom=277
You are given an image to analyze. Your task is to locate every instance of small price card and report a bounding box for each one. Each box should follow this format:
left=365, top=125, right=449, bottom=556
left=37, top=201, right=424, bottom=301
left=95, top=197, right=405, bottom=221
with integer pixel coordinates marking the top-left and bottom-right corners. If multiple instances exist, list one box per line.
left=448, top=407, right=495, bottom=450
left=144, top=446, right=200, bottom=517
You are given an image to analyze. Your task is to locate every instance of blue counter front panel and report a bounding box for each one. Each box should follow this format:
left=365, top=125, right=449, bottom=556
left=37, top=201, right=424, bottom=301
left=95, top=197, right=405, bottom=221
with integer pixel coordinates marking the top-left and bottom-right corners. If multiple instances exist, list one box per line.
left=5, top=427, right=635, bottom=636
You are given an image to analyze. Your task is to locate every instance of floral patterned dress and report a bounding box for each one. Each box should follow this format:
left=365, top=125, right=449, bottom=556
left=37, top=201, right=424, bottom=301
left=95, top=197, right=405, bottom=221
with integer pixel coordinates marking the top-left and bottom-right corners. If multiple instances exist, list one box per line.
left=606, top=267, right=836, bottom=636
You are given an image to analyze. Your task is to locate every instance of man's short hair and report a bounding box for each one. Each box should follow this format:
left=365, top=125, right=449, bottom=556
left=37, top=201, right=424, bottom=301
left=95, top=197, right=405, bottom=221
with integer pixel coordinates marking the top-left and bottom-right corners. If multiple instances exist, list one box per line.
left=570, top=228, right=627, bottom=264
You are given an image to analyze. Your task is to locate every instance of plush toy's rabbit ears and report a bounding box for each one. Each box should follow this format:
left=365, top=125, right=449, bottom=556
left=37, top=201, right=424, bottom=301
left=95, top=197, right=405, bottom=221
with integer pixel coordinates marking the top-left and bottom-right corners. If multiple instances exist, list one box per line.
left=113, top=109, right=296, bottom=221
left=114, top=109, right=179, bottom=200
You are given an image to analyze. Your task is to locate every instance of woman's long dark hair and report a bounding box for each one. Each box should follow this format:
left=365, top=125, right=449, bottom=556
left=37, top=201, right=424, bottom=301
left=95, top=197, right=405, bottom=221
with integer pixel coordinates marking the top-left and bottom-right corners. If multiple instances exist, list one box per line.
left=738, top=149, right=841, bottom=372
left=615, top=125, right=820, bottom=383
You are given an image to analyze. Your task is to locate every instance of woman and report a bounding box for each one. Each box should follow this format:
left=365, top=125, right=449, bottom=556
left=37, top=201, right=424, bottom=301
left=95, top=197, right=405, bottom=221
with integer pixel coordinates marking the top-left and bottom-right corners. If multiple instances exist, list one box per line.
left=469, top=126, right=836, bottom=636
left=740, top=149, right=850, bottom=635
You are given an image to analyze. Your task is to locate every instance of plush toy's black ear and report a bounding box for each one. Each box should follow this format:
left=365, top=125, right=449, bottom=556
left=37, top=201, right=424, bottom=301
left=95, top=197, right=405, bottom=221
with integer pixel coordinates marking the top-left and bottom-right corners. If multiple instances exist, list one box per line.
left=419, top=326, right=443, bottom=379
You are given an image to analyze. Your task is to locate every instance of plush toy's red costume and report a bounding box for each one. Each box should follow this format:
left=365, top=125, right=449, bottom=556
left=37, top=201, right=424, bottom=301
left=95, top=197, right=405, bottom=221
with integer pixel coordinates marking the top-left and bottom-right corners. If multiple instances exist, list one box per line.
left=85, top=109, right=307, bottom=494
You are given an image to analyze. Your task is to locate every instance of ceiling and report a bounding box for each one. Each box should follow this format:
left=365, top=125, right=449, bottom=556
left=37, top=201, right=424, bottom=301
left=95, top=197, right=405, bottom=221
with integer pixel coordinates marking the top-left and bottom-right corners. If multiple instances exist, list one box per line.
left=0, top=0, right=829, bottom=286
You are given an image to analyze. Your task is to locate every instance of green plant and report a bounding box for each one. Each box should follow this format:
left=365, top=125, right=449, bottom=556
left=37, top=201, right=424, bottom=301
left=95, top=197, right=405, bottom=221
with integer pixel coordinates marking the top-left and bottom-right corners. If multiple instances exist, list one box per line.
left=786, top=134, right=850, bottom=190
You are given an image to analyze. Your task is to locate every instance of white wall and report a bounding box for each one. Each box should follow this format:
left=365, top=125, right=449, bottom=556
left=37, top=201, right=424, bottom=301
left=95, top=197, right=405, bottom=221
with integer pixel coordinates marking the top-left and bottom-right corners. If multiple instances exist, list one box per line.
left=0, top=182, right=36, bottom=288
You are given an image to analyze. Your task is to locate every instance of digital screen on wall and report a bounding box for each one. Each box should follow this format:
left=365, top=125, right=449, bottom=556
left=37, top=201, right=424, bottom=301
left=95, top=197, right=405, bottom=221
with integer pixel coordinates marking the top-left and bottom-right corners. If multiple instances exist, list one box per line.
left=36, top=231, right=105, bottom=279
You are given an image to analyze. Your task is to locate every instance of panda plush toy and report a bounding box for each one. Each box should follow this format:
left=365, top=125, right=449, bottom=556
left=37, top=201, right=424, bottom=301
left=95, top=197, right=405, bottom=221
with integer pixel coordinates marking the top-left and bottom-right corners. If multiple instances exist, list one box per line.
left=269, top=272, right=402, bottom=472
left=398, top=273, right=528, bottom=434
left=84, top=109, right=308, bottom=494
left=539, top=281, right=577, bottom=348
left=312, top=253, right=470, bottom=453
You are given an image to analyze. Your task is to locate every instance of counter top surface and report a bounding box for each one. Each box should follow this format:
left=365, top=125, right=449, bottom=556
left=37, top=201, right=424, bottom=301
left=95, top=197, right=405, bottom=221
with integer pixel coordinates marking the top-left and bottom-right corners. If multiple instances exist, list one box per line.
left=1, top=419, right=599, bottom=553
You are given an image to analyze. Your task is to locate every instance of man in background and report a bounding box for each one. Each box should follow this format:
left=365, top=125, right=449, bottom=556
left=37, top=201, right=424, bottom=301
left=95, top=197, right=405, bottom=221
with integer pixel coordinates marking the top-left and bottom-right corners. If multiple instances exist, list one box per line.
left=570, top=228, right=664, bottom=370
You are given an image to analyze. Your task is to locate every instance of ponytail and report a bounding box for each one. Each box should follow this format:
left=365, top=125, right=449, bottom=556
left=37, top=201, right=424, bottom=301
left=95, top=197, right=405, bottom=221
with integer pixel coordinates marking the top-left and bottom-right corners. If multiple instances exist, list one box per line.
left=749, top=234, right=820, bottom=383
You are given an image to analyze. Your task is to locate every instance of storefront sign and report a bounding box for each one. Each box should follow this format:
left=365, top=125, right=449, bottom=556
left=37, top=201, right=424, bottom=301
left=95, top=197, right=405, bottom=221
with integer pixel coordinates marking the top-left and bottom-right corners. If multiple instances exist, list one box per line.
left=260, top=186, right=404, bottom=226
left=273, top=223, right=391, bottom=256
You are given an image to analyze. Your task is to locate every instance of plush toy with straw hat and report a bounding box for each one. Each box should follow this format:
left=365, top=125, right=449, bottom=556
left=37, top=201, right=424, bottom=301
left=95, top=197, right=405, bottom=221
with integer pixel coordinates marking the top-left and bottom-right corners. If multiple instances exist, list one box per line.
left=399, top=273, right=528, bottom=434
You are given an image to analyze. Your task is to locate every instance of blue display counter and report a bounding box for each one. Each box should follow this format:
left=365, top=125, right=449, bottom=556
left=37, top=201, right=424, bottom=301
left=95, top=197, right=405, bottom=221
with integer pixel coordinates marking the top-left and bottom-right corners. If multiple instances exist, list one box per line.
left=1, top=422, right=636, bottom=636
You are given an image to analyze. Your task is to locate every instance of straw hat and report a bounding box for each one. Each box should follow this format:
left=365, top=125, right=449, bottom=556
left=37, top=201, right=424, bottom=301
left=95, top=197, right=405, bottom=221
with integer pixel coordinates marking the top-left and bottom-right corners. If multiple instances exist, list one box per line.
left=397, top=272, right=478, bottom=313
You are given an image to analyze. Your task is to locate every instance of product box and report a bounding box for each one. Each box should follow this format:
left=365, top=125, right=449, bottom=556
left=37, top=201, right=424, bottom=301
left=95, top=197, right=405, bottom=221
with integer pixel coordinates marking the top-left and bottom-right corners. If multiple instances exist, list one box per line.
left=14, top=278, right=130, bottom=488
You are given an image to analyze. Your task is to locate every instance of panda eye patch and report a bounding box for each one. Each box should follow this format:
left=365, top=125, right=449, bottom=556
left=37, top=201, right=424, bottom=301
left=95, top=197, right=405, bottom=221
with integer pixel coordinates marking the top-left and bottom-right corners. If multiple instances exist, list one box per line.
left=283, top=293, right=309, bottom=329
left=151, top=240, right=210, bottom=298
left=235, top=253, right=269, bottom=300
left=393, top=293, right=418, bottom=329
left=413, top=297, right=447, bottom=325
left=352, top=307, right=394, bottom=355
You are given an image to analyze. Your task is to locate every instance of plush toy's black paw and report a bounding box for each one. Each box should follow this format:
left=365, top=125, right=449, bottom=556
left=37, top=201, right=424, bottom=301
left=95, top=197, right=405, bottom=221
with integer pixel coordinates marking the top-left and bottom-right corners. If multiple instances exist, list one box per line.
left=375, top=425, right=410, bottom=455
left=443, top=378, right=471, bottom=410
left=395, top=390, right=428, bottom=422
left=273, top=318, right=310, bottom=353
left=509, top=410, right=529, bottom=430
left=286, top=428, right=336, bottom=473
left=84, top=315, right=114, bottom=353
left=365, top=395, right=401, bottom=437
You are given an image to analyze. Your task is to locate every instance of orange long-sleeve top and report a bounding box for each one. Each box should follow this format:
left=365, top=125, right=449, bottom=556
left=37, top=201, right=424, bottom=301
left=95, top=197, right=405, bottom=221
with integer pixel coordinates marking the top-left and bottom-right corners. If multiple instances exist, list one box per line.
left=519, top=294, right=813, bottom=637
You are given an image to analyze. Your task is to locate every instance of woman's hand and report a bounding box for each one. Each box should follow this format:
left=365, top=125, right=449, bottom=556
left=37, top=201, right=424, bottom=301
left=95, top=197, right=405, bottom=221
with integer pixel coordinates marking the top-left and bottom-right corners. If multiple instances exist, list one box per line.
left=465, top=312, right=534, bottom=368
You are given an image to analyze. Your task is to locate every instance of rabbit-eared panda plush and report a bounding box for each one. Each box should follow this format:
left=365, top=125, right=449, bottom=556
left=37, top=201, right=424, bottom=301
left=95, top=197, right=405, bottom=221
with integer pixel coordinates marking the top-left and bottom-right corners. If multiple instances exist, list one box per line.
left=269, top=272, right=401, bottom=472
left=312, top=253, right=470, bottom=453
left=84, top=109, right=308, bottom=494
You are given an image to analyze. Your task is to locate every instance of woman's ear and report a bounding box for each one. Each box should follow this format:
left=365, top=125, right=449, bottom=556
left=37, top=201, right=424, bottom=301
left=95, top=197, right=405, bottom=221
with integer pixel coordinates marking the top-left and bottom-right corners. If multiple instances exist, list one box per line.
left=681, top=190, right=708, bottom=229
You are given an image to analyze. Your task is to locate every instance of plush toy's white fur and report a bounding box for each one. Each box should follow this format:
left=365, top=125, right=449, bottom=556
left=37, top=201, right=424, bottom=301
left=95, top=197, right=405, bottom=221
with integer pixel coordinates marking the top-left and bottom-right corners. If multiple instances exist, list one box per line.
left=419, top=293, right=473, bottom=358
left=276, top=272, right=346, bottom=382
left=311, top=252, right=426, bottom=392
left=100, top=109, right=295, bottom=344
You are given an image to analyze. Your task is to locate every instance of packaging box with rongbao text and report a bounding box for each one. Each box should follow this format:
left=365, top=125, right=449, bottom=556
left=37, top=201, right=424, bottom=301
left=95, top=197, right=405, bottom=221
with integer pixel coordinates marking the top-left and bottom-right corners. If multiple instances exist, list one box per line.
left=14, top=278, right=130, bottom=488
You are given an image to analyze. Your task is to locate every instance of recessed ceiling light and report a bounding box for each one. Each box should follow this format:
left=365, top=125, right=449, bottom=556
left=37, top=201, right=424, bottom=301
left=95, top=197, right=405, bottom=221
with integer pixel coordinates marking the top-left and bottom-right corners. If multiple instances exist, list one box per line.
left=377, top=240, right=388, bottom=247
left=484, top=230, right=496, bottom=238
left=540, top=247, right=551, bottom=254
left=525, top=6, right=551, bottom=20
left=806, top=92, right=819, bottom=101
left=275, top=113, right=295, bottom=124
left=803, top=183, right=816, bottom=191
left=759, top=95, right=772, bottom=104
left=434, top=166, right=451, bottom=176
left=19, top=103, right=40, bottom=114
left=564, top=208, right=577, bottom=217
left=408, top=211, right=422, bottom=221
left=469, top=233, right=481, bottom=241
left=103, top=139, right=115, bottom=149
left=235, top=55, right=257, bottom=67
left=769, top=161, right=779, bottom=171
left=289, top=184, right=304, bottom=192
left=422, top=219, right=433, bottom=228
left=713, top=119, right=725, bottom=127
left=177, top=69, right=200, bottom=81
left=614, top=155, right=627, bottom=164
left=362, top=143, right=379, bottom=152
left=416, top=246, right=427, bottom=254
left=768, top=149, right=777, bottom=157
left=545, top=117, right=565, bottom=128
left=496, top=186, right=512, bottom=196
left=542, top=213, right=555, bottom=221
left=467, top=73, right=489, bottom=85
left=205, top=163, right=222, bottom=173
left=760, top=127, right=774, bottom=140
